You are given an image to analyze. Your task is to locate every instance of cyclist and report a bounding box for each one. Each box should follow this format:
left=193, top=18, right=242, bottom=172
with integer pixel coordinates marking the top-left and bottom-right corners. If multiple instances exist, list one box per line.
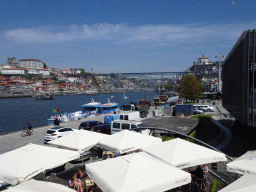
left=26, top=123, right=32, bottom=135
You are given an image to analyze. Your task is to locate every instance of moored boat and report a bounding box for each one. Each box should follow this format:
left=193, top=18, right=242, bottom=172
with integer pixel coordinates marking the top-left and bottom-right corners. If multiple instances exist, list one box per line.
left=36, top=94, right=55, bottom=100
left=47, top=98, right=119, bottom=125
left=98, top=98, right=119, bottom=114
left=81, top=98, right=119, bottom=115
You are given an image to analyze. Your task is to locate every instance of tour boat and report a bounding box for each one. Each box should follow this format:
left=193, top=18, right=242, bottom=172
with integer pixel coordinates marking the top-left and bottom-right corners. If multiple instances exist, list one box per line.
left=81, top=98, right=119, bottom=115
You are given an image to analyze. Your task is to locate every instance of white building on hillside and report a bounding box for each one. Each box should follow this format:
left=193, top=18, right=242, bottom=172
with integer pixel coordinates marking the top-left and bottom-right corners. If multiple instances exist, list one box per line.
left=67, top=77, right=79, bottom=83
left=1, top=68, right=26, bottom=75
left=27, top=68, right=50, bottom=76
left=18, top=59, right=44, bottom=69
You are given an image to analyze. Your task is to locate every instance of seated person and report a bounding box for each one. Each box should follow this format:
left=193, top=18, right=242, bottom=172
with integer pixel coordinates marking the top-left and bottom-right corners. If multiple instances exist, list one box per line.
left=111, top=153, right=121, bottom=158
left=66, top=175, right=73, bottom=188
left=201, top=164, right=209, bottom=178
left=66, top=174, right=84, bottom=192
left=75, top=168, right=84, bottom=180
left=114, top=153, right=121, bottom=157
left=190, top=165, right=204, bottom=183
left=89, top=184, right=102, bottom=192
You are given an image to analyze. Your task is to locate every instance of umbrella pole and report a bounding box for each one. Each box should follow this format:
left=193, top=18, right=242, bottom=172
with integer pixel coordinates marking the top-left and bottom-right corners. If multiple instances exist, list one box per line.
left=82, top=157, right=84, bottom=170
left=43, top=171, right=46, bottom=181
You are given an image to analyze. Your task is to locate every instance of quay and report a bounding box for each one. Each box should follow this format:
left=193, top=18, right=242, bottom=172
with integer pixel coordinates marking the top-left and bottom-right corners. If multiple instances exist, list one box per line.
left=0, top=102, right=221, bottom=155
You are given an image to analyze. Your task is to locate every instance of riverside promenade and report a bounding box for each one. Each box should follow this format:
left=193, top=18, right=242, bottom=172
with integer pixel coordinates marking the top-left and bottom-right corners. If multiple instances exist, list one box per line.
left=0, top=101, right=230, bottom=156
left=0, top=115, right=107, bottom=155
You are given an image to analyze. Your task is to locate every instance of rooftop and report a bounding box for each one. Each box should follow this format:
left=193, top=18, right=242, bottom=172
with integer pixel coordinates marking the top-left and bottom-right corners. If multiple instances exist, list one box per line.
left=19, top=59, right=42, bottom=62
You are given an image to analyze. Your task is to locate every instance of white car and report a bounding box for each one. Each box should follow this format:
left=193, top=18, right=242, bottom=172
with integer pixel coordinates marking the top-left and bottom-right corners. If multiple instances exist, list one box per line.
left=193, top=105, right=215, bottom=112
left=194, top=108, right=204, bottom=114
left=44, top=127, right=73, bottom=142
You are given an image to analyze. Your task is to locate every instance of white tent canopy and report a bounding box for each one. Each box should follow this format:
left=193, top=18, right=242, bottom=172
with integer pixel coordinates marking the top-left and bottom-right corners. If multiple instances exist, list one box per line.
left=226, top=150, right=256, bottom=175
left=48, top=130, right=108, bottom=153
left=98, top=130, right=162, bottom=154
left=86, top=152, right=191, bottom=192
left=0, top=143, right=80, bottom=185
left=142, top=138, right=227, bottom=169
left=219, top=174, right=256, bottom=192
left=2, top=179, right=76, bottom=192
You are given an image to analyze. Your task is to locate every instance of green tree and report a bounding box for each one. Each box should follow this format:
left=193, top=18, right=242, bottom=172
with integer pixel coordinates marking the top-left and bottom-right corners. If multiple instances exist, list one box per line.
left=76, top=81, right=82, bottom=86
left=80, top=68, right=85, bottom=73
left=37, top=74, right=43, bottom=80
left=164, top=81, right=173, bottom=91
left=43, top=62, right=47, bottom=69
left=51, top=75, right=57, bottom=80
left=91, top=77, right=99, bottom=87
left=23, top=75, right=32, bottom=80
left=176, top=74, right=204, bottom=103
left=54, top=81, right=65, bottom=85
left=110, top=73, right=118, bottom=79
left=195, top=73, right=204, bottom=82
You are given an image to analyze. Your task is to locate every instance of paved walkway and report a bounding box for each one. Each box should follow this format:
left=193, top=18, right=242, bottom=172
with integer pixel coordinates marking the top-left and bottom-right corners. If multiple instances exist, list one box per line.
left=0, top=114, right=108, bottom=155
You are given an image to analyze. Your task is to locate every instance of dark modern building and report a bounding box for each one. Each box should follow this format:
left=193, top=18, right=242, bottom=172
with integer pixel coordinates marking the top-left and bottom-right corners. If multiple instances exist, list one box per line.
left=222, top=29, right=256, bottom=127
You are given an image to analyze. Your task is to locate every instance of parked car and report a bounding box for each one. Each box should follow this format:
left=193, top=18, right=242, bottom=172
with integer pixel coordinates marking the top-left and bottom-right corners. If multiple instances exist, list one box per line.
left=78, top=121, right=103, bottom=130
left=92, top=124, right=111, bottom=135
left=193, top=105, right=215, bottom=112
left=194, top=108, right=204, bottom=114
left=111, top=120, right=150, bottom=135
left=44, top=127, right=73, bottom=142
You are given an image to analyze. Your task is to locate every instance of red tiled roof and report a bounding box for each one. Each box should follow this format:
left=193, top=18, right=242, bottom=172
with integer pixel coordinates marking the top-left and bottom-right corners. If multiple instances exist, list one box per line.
left=19, top=59, right=42, bottom=62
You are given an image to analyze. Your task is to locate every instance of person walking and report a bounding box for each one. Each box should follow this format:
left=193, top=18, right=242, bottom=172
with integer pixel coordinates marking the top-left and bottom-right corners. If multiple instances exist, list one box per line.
left=54, top=115, right=57, bottom=125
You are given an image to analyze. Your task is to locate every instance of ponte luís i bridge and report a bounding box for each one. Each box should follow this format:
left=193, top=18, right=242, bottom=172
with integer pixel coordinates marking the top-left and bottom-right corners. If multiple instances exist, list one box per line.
left=94, top=71, right=190, bottom=91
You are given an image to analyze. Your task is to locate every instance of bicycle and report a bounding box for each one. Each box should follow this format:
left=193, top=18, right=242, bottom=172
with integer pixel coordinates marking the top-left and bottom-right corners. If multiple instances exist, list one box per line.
left=21, top=129, right=34, bottom=137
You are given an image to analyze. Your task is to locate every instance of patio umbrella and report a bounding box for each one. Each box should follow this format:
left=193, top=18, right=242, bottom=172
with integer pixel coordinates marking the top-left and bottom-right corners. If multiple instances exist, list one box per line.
left=226, top=150, right=256, bottom=175
left=218, top=174, right=256, bottom=192
left=0, top=143, right=80, bottom=185
left=86, top=152, right=191, bottom=192
left=98, top=130, right=162, bottom=154
left=142, top=138, right=227, bottom=169
left=2, top=179, right=76, bottom=192
left=48, top=130, right=108, bottom=153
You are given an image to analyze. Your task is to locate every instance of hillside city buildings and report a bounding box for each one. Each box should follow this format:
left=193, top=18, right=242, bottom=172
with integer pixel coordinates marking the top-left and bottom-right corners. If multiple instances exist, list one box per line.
left=0, top=55, right=222, bottom=96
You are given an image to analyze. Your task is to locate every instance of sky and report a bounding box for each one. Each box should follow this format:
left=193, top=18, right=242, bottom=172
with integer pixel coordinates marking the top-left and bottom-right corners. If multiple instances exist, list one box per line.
left=0, top=0, right=256, bottom=73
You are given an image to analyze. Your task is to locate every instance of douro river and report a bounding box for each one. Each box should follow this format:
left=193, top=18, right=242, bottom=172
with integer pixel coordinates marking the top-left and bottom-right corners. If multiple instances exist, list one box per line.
left=0, top=91, right=156, bottom=134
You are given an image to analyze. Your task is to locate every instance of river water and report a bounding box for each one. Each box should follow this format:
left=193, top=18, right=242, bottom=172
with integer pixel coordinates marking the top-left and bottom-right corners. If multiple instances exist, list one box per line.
left=0, top=91, right=156, bottom=134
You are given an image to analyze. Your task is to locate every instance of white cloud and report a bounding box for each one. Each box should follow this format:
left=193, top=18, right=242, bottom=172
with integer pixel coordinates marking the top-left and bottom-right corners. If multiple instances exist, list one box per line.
left=5, top=22, right=254, bottom=44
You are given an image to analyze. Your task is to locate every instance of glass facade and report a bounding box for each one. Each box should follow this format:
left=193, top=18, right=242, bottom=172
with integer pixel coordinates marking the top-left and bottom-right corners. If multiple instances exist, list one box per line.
left=222, top=30, right=256, bottom=127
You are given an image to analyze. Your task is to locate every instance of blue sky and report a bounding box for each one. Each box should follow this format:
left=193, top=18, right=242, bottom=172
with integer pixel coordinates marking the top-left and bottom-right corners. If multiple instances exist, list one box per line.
left=0, top=0, right=256, bottom=73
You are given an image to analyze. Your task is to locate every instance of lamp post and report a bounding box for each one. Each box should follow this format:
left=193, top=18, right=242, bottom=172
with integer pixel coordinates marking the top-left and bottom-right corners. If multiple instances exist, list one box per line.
left=215, top=53, right=224, bottom=92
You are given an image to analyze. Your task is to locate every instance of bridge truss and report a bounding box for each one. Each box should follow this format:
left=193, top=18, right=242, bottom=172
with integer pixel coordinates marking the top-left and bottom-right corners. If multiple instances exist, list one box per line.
left=101, top=71, right=189, bottom=91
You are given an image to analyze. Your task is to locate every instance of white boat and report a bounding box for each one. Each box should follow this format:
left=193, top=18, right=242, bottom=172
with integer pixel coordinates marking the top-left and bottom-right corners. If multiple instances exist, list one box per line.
left=70, top=111, right=83, bottom=120
left=123, top=91, right=128, bottom=99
